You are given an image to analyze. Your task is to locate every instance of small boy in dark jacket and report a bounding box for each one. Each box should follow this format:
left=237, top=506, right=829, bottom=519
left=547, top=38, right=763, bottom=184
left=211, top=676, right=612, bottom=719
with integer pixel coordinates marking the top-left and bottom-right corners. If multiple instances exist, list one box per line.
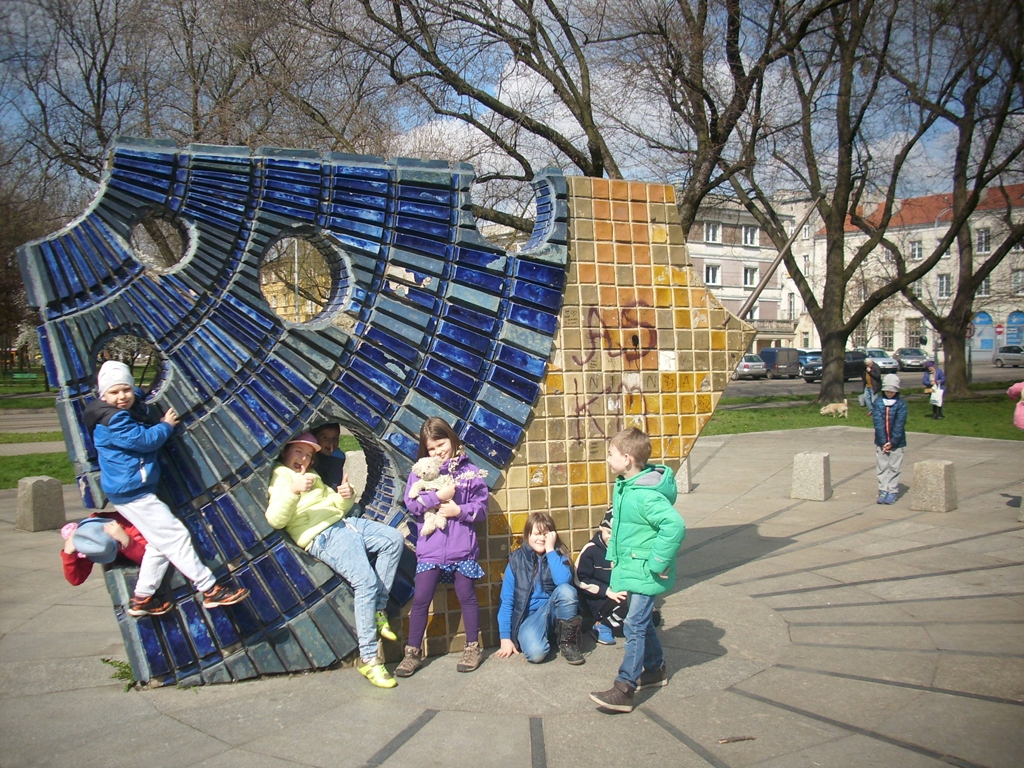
left=575, top=510, right=627, bottom=645
left=84, top=361, right=248, bottom=616
left=872, top=373, right=909, bottom=505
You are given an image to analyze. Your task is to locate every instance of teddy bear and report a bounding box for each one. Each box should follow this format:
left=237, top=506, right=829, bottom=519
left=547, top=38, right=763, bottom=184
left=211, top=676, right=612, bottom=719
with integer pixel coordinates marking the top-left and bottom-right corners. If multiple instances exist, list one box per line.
left=408, top=456, right=456, bottom=537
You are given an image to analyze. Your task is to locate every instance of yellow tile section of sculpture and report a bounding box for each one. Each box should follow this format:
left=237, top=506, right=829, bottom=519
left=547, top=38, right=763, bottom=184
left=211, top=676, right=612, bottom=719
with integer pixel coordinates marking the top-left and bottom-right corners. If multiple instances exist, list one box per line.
left=413, top=178, right=756, bottom=657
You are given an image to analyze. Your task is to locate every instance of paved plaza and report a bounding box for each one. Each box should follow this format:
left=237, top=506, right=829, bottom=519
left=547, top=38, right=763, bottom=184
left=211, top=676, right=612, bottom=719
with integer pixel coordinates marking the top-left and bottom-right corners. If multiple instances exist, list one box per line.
left=0, top=426, right=1021, bottom=767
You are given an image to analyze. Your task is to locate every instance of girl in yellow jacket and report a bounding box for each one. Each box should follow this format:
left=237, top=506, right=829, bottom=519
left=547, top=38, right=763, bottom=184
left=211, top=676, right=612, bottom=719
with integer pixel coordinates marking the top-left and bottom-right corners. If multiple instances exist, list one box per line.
left=266, top=432, right=406, bottom=689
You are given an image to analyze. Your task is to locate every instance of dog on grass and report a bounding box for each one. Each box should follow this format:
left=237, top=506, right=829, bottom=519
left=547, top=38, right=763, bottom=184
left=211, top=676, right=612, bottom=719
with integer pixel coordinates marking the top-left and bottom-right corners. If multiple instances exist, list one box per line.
left=819, top=399, right=848, bottom=418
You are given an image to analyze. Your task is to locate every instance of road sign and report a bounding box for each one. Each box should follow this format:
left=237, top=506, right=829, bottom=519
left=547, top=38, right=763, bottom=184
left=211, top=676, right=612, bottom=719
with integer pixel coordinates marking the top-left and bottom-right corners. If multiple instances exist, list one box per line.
left=996, top=323, right=1004, bottom=336
left=966, top=323, right=975, bottom=339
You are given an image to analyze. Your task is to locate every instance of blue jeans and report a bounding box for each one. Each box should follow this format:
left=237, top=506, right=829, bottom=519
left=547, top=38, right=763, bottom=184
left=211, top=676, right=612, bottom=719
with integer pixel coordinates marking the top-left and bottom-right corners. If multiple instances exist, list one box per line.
left=308, top=518, right=405, bottom=661
left=517, top=582, right=578, bottom=663
left=864, top=387, right=876, bottom=410
left=617, top=593, right=663, bottom=688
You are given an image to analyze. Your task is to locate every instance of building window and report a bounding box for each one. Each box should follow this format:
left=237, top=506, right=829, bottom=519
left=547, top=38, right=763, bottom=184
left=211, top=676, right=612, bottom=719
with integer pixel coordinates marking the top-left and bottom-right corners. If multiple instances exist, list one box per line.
left=880, top=319, right=894, bottom=350
left=744, top=304, right=759, bottom=320
left=802, top=224, right=811, bottom=241
left=910, top=240, right=923, bottom=260
left=802, top=333, right=810, bottom=346
left=788, top=293, right=796, bottom=321
left=704, top=222, right=721, bottom=243
left=938, top=273, right=952, bottom=298
left=1011, top=240, right=1023, bottom=251
left=803, top=255, right=810, bottom=275
left=907, top=318, right=925, bottom=347
left=852, top=326, right=867, bottom=347
left=978, top=276, right=991, bottom=297
left=1014, top=269, right=1024, bottom=295
left=743, top=225, right=759, bottom=246
left=743, top=267, right=758, bottom=287
left=976, top=228, right=991, bottom=253
left=704, top=263, right=720, bottom=285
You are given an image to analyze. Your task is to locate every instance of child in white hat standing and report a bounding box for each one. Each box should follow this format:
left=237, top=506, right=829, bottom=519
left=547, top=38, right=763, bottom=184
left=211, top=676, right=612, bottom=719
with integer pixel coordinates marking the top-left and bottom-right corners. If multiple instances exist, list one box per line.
left=871, top=374, right=909, bottom=505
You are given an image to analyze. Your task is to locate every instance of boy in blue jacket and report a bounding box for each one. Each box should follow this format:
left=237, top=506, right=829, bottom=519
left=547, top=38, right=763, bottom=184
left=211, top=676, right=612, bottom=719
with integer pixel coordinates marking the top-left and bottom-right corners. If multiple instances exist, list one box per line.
left=589, top=428, right=685, bottom=713
left=84, top=361, right=248, bottom=617
left=872, top=374, right=908, bottom=505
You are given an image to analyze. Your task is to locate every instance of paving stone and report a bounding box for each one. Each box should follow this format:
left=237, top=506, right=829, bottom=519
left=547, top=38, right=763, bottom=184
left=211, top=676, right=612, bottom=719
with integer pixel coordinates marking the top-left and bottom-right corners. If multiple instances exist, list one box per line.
left=752, top=733, right=952, bottom=768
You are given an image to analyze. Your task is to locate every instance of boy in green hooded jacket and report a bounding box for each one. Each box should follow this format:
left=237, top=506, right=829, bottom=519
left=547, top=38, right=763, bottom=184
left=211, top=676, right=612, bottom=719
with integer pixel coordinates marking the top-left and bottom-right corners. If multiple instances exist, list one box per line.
left=589, top=427, right=685, bottom=713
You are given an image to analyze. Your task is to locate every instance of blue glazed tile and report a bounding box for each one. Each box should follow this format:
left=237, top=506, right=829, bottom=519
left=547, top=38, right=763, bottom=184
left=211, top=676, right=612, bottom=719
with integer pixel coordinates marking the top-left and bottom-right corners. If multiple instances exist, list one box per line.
left=252, top=554, right=299, bottom=614
left=455, top=246, right=507, bottom=272
left=394, top=231, right=447, bottom=258
left=470, top=405, right=522, bottom=445
left=136, top=619, right=171, bottom=676
left=486, top=364, right=540, bottom=403
left=429, top=339, right=484, bottom=374
left=160, top=613, right=199, bottom=670
left=478, top=384, right=532, bottom=426
left=235, top=566, right=281, bottom=624
left=415, top=375, right=469, bottom=414
left=271, top=544, right=317, bottom=599
left=327, top=386, right=380, bottom=430
left=247, top=639, right=288, bottom=675
left=452, top=265, right=504, bottom=294
left=204, top=601, right=242, bottom=648
left=365, top=327, right=418, bottom=364
left=179, top=599, right=218, bottom=658
left=498, top=321, right=556, bottom=358
left=200, top=503, right=243, bottom=561
left=508, top=304, right=557, bottom=335
left=511, top=279, right=561, bottom=309
left=495, top=343, right=548, bottom=380
left=338, top=374, right=395, bottom=417
left=423, top=358, right=476, bottom=395
left=462, top=425, right=513, bottom=468
left=214, top=495, right=259, bottom=550
left=442, top=301, right=497, bottom=334
left=437, top=320, right=489, bottom=353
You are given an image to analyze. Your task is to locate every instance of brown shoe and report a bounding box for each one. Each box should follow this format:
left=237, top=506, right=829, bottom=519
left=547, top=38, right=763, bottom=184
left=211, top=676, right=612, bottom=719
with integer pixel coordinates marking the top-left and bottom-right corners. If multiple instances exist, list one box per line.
left=127, top=594, right=173, bottom=617
left=202, top=583, right=249, bottom=608
left=636, top=663, right=668, bottom=691
left=457, top=641, right=482, bottom=673
left=394, top=646, right=423, bottom=678
left=589, top=680, right=635, bottom=713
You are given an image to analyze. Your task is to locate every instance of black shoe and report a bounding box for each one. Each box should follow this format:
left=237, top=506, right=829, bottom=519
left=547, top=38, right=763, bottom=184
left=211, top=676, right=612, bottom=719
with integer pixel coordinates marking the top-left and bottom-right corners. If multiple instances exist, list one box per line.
left=636, top=663, right=668, bottom=691
left=127, top=594, right=173, bottom=617
left=557, top=616, right=585, bottom=665
left=589, top=680, right=635, bottom=712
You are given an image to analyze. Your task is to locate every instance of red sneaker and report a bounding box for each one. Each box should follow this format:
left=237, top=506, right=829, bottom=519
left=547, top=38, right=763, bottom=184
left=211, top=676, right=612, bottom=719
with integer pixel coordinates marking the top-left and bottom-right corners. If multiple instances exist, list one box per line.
left=201, top=583, right=249, bottom=608
left=127, top=594, right=173, bottom=617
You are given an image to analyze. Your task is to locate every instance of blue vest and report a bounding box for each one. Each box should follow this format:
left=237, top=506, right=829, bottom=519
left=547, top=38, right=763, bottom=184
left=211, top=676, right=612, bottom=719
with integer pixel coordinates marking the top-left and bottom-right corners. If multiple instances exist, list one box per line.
left=508, top=546, right=556, bottom=649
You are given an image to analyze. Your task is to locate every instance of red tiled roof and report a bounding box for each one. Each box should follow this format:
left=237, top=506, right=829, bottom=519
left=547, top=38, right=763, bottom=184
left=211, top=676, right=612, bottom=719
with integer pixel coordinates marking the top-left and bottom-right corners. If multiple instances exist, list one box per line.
left=818, top=184, right=1024, bottom=234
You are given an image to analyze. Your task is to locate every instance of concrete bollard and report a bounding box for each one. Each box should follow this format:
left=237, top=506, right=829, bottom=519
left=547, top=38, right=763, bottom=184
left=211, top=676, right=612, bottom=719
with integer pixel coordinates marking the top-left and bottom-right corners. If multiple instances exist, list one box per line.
left=791, top=452, right=832, bottom=501
left=911, top=460, right=958, bottom=512
left=16, top=476, right=66, bottom=532
left=677, top=457, right=693, bottom=494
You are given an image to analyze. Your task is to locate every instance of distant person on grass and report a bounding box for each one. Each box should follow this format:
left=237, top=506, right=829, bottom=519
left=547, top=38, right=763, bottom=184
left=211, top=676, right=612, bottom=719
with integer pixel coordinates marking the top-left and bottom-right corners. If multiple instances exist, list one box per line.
left=84, top=361, right=249, bottom=616
left=871, top=374, right=908, bottom=506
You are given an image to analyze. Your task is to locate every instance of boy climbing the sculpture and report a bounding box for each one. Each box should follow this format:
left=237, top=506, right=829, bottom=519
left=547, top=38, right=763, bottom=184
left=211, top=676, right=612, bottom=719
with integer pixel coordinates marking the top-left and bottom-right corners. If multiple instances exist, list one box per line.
left=84, top=361, right=249, bottom=616
left=589, top=427, right=685, bottom=713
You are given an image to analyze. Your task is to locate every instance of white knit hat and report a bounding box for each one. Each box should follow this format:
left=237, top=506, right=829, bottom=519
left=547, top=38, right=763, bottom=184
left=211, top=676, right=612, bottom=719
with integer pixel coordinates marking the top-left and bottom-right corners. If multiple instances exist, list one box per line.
left=97, top=361, right=134, bottom=397
left=881, top=373, right=900, bottom=391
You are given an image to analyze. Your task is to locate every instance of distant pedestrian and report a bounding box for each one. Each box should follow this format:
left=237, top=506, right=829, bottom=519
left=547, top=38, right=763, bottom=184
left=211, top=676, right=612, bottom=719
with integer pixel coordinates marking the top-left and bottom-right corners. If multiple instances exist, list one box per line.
left=863, top=359, right=882, bottom=409
left=1008, top=382, right=1024, bottom=431
left=923, top=362, right=945, bottom=419
left=872, top=374, right=908, bottom=505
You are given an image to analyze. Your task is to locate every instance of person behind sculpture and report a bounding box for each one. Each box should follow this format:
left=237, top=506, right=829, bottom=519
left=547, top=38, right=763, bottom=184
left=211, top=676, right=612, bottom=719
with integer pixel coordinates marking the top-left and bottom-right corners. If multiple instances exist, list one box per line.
left=311, top=422, right=346, bottom=489
left=265, top=432, right=405, bottom=689
left=922, top=362, right=945, bottom=419
left=84, top=361, right=250, bottom=616
left=863, top=359, right=882, bottom=410
left=396, top=417, right=489, bottom=677
left=872, top=374, right=908, bottom=506
left=590, top=427, right=685, bottom=714
left=61, top=513, right=147, bottom=586
left=495, top=511, right=585, bottom=665
left=575, top=509, right=627, bottom=646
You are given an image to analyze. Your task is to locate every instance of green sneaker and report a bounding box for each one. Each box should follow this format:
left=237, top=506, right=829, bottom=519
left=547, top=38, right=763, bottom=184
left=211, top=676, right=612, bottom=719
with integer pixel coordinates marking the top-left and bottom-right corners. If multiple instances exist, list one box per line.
left=375, top=610, right=398, bottom=642
left=357, top=659, right=397, bottom=689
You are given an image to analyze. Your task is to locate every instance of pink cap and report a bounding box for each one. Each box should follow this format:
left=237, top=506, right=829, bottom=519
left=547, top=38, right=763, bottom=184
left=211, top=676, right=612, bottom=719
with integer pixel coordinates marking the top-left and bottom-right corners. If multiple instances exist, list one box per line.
left=286, top=432, right=321, bottom=452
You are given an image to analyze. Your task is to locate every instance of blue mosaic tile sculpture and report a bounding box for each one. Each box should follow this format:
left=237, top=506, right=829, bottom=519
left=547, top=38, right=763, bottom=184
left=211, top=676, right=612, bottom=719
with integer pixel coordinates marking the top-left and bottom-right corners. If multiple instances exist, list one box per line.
left=18, top=138, right=568, bottom=686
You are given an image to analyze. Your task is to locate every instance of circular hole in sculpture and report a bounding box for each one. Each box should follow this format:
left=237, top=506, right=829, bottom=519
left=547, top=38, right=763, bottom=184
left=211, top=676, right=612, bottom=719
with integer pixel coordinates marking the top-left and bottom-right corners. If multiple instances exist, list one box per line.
left=96, top=333, right=166, bottom=394
left=259, top=237, right=334, bottom=323
left=130, top=211, right=191, bottom=272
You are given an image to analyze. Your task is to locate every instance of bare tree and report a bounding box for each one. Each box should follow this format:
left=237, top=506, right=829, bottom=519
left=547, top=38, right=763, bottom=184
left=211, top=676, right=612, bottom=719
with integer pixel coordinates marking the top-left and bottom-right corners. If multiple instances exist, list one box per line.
left=727, top=0, right=1023, bottom=401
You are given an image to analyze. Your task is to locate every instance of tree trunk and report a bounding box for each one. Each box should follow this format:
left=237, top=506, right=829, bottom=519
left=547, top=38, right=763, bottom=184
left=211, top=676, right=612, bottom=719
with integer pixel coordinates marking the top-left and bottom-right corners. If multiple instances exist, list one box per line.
left=938, top=325, right=969, bottom=397
left=818, top=333, right=849, bottom=404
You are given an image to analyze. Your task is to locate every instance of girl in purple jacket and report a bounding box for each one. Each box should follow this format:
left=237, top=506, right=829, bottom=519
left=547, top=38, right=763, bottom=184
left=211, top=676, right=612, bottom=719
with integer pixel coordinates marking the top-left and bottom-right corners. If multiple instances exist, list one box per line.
left=396, top=417, right=489, bottom=677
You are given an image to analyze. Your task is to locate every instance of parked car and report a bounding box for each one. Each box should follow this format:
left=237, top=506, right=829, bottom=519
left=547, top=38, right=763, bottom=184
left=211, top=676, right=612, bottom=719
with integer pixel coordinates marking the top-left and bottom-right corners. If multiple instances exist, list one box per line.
left=992, top=345, right=1024, bottom=367
left=732, top=353, right=768, bottom=380
left=892, top=347, right=930, bottom=371
left=758, top=347, right=800, bottom=379
left=802, top=350, right=868, bottom=383
left=797, top=348, right=822, bottom=367
left=861, top=348, right=899, bottom=374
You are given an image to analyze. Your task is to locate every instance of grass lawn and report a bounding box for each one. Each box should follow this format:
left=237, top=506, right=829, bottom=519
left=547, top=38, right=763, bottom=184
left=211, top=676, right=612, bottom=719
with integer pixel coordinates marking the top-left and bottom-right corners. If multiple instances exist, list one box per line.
left=0, top=453, right=75, bottom=489
left=0, top=431, right=63, bottom=444
left=705, top=394, right=1023, bottom=441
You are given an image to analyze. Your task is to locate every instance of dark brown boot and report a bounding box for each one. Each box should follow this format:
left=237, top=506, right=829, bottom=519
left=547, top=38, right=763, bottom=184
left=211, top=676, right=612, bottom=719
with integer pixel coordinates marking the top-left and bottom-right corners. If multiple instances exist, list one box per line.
left=557, top=616, right=585, bottom=665
left=589, top=680, right=635, bottom=712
